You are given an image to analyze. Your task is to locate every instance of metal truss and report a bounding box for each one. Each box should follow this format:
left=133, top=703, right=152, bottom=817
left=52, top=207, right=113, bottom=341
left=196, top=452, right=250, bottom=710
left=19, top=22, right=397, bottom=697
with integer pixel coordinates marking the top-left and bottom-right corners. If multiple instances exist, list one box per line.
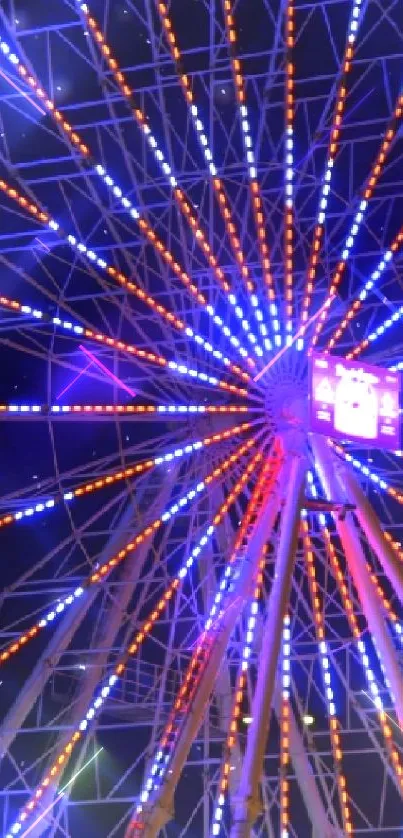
left=0, top=0, right=402, bottom=836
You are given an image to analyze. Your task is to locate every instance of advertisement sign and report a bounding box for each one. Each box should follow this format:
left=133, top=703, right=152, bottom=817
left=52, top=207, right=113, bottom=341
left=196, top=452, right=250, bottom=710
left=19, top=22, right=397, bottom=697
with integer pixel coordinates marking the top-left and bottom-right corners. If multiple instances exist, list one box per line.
left=309, top=353, right=400, bottom=449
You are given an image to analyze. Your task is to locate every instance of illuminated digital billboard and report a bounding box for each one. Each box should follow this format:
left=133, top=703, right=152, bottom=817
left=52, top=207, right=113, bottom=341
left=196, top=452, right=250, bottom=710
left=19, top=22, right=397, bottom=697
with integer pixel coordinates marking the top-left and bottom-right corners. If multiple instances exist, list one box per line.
left=309, top=353, right=401, bottom=450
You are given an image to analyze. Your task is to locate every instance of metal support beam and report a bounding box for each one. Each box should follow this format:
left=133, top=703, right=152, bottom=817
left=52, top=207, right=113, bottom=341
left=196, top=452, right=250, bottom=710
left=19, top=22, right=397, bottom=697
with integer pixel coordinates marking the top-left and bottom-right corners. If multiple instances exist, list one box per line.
left=125, top=451, right=286, bottom=838
left=312, top=434, right=403, bottom=730
left=25, top=476, right=177, bottom=838
left=230, top=452, right=307, bottom=838
left=333, top=457, right=403, bottom=603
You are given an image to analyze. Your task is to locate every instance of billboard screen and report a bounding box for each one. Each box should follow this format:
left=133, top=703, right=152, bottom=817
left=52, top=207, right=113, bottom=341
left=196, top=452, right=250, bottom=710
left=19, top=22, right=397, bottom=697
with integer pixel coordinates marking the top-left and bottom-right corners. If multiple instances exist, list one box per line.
left=309, top=353, right=401, bottom=450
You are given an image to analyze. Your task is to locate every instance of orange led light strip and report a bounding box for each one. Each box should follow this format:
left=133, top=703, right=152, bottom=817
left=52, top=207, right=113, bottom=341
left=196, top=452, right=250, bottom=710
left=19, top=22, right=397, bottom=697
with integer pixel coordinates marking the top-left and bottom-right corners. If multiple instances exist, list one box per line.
left=302, top=521, right=353, bottom=833
left=284, top=0, right=295, bottom=341
left=3, top=43, right=255, bottom=373
left=82, top=6, right=229, bottom=301
left=366, top=562, right=401, bottom=626
left=311, top=90, right=403, bottom=350
left=0, top=434, right=256, bottom=668
left=300, top=0, right=364, bottom=334
left=323, top=527, right=403, bottom=792
left=0, top=403, right=251, bottom=417
left=0, top=423, right=251, bottom=532
left=280, top=614, right=291, bottom=838
left=153, top=1, right=267, bottom=357
left=6, top=446, right=261, bottom=834
left=0, top=278, right=249, bottom=394
left=222, top=0, right=280, bottom=345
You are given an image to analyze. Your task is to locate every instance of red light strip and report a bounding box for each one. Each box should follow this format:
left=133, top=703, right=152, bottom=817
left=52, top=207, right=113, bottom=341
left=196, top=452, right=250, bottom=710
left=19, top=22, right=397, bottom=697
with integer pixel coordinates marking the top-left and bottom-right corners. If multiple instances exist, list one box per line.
left=133, top=448, right=282, bottom=833
left=0, top=403, right=251, bottom=417
left=310, top=91, right=403, bottom=349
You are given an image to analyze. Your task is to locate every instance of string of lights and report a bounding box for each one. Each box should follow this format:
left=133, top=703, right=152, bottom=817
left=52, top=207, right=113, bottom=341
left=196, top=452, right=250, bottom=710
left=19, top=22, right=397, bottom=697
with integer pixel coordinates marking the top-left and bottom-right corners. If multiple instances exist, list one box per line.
left=222, top=0, right=281, bottom=346
left=345, top=300, right=403, bottom=361
left=132, top=447, right=282, bottom=830
left=0, top=39, right=255, bottom=371
left=210, top=547, right=268, bottom=836
left=326, top=224, right=403, bottom=351
left=284, top=0, right=295, bottom=344
left=0, top=437, right=257, bottom=668
left=302, top=517, right=353, bottom=833
left=209, top=453, right=282, bottom=835
left=0, top=423, right=251, bottom=532
left=78, top=2, right=266, bottom=362
left=0, top=403, right=251, bottom=417
left=0, top=183, right=251, bottom=387
left=310, top=89, right=403, bottom=349
left=279, top=614, right=291, bottom=838
left=299, top=0, right=364, bottom=335
left=3, top=448, right=263, bottom=838
left=321, top=526, right=403, bottom=793
left=154, top=0, right=270, bottom=356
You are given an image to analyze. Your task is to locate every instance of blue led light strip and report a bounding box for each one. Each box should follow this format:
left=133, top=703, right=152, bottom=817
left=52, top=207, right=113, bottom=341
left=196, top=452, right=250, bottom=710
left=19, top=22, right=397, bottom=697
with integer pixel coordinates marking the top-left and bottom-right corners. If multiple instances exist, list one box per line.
left=0, top=36, right=255, bottom=373
left=4, top=447, right=262, bottom=838
left=222, top=0, right=281, bottom=347
left=77, top=1, right=265, bottom=361
left=300, top=0, right=365, bottom=340
left=0, top=264, right=250, bottom=394
left=311, top=88, right=403, bottom=350
left=327, top=225, right=403, bottom=352
left=153, top=0, right=270, bottom=356
left=210, top=549, right=267, bottom=836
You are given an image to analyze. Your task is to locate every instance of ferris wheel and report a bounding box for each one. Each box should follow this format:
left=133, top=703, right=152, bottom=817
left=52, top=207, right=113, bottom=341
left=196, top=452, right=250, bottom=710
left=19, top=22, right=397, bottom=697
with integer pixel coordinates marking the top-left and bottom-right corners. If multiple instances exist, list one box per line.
left=0, top=0, right=403, bottom=835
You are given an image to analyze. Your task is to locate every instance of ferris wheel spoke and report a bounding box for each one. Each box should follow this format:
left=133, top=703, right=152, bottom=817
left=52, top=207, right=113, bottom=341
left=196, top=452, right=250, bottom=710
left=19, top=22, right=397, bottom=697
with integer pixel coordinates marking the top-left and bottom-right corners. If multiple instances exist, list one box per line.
left=210, top=452, right=283, bottom=836
left=0, top=181, right=253, bottom=385
left=0, top=402, right=252, bottom=420
left=3, top=444, right=262, bottom=838
left=75, top=3, right=265, bottom=365
left=299, top=0, right=365, bottom=336
left=302, top=522, right=353, bottom=834
left=313, top=436, right=403, bottom=728
left=0, top=434, right=257, bottom=669
left=221, top=0, right=281, bottom=349
left=283, top=0, right=295, bottom=346
left=311, top=87, right=403, bottom=350
left=129, top=444, right=283, bottom=836
left=326, top=223, right=403, bottom=352
left=0, top=421, right=251, bottom=533
left=152, top=1, right=269, bottom=360
left=345, top=295, right=403, bottom=362
left=0, top=41, right=256, bottom=374
left=307, top=467, right=403, bottom=794
left=322, top=527, right=403, bottom=793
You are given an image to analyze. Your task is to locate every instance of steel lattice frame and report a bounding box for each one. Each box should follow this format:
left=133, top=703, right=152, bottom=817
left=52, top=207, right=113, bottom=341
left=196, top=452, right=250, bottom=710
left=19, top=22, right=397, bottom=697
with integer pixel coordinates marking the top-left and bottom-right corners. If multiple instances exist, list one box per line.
left=0, top=0, right=402, bottom=836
